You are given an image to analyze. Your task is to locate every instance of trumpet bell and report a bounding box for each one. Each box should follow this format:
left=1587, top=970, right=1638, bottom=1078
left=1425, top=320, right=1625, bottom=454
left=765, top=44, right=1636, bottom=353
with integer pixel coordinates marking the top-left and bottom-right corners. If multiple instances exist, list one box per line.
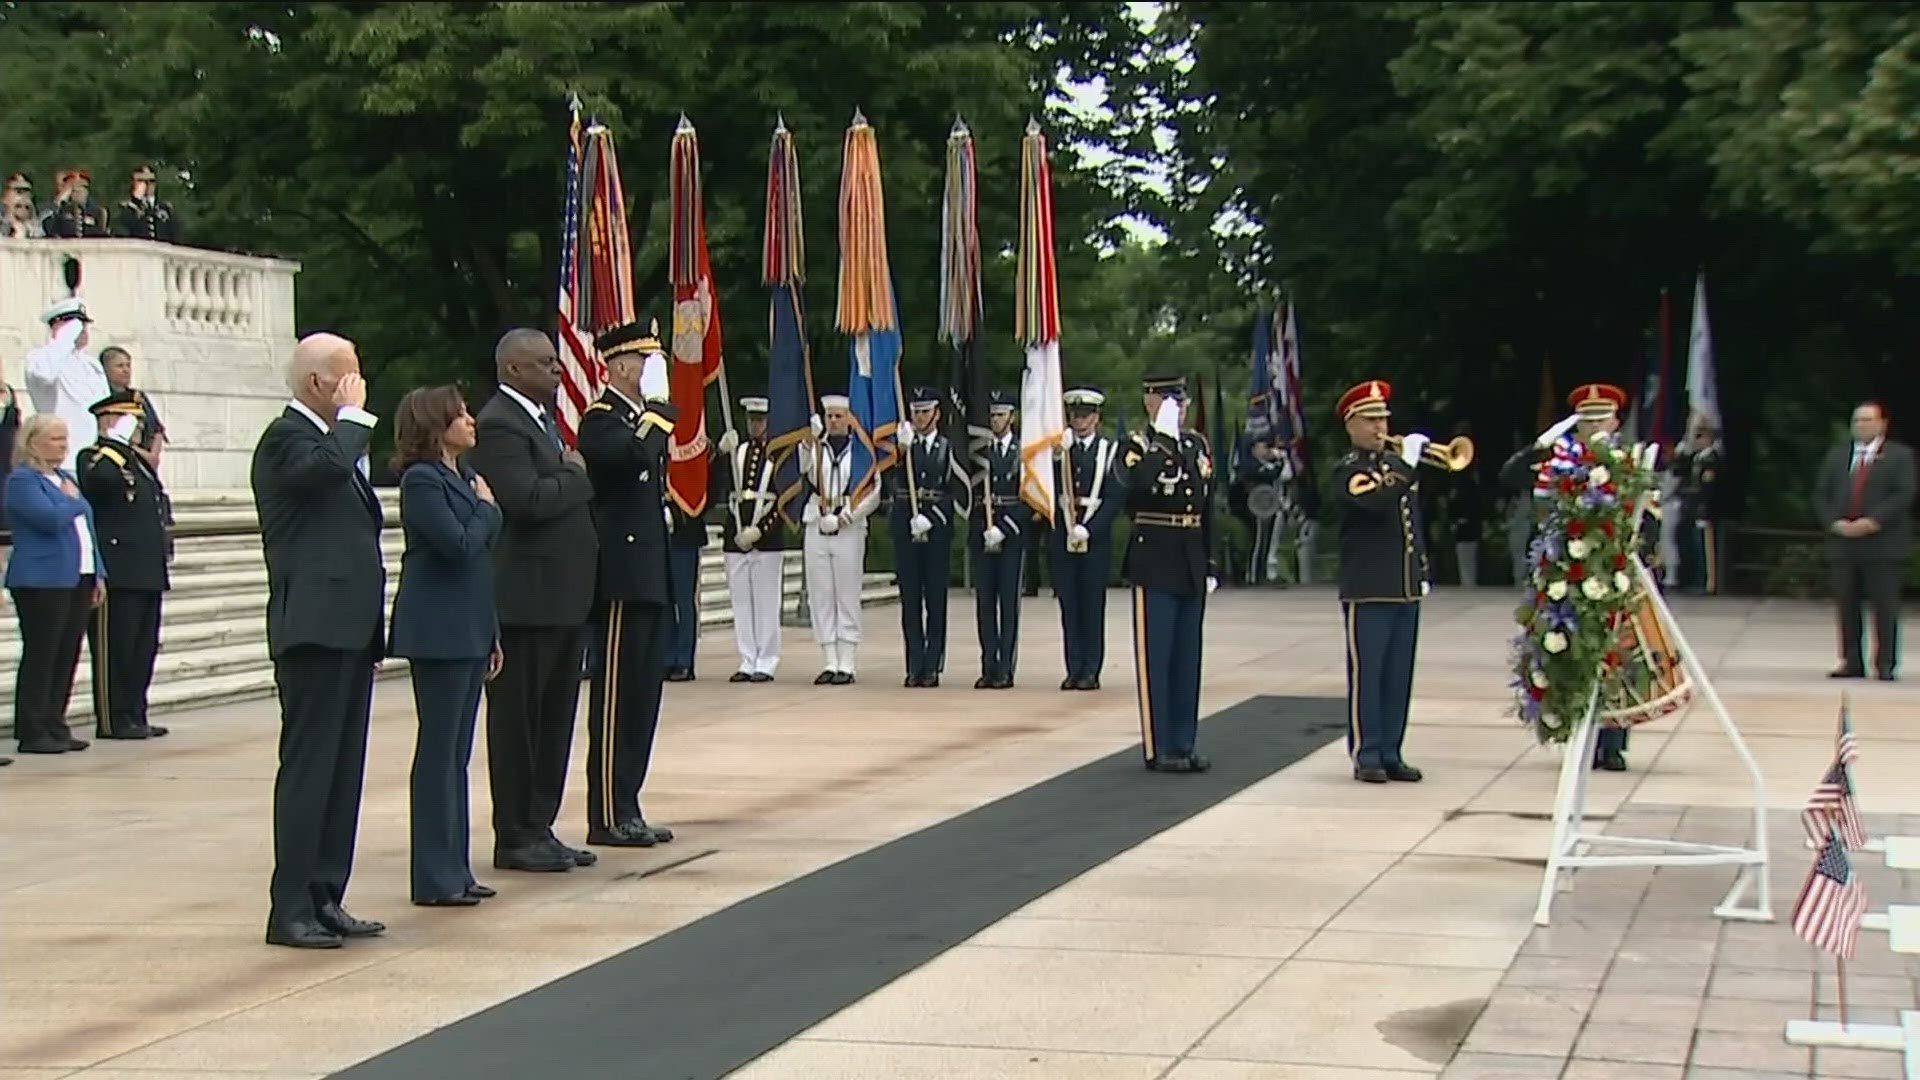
left=1387, top=433, right=1476, bottom=472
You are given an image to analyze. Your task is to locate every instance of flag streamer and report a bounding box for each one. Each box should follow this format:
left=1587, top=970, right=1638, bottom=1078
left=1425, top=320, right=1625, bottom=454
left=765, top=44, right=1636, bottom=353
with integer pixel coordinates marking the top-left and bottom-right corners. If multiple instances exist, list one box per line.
left=940, top=119, right=988, bottom=516
left=670, top=116, right=703, bottom=288
left=764, top=119, right=815, bottom=523
left=836, top=111, right=897, bottom=334
left=1016, top=119, right=1067, bottom=520
left=762, top=117, right=806, bottom=287
left=667, top=115, right=726, bottom=515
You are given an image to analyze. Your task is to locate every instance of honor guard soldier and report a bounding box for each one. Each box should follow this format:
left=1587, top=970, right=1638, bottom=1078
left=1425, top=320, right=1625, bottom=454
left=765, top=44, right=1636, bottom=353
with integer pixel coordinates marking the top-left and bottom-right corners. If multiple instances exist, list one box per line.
left=575, top=320, right=678, bottom=848
left=887, top=386, right=956, bottom=687
left=971, top=391, right=1031, bottom=688
left=718, top=396, right=785, bottom=682
left=1124, top=375, right=1216, bottom=773
left=77, top=391, right=171, bottom=740
left=801, top=395, right=881, bottom=683
left=1335, top=380, right=1429, bottom=784
left=1675, top=423, right=1721, bottom=595
left=42, top=169, right=109, bottom=238
left=112, top=165, right=180, bottom=243
left=1052, top=385, right=1124, bottom=690
left=664, top=463, right=709, bottom=683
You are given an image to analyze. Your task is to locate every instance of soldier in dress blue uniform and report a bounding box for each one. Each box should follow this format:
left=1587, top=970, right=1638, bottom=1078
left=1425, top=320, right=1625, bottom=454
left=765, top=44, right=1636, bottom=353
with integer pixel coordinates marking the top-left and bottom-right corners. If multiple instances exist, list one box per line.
left=1124, top=374, right=1216, bottom=773
left=1334, top=380, right=1428, bottom=784
left=575, top=320, right=679, bottom=847
left=970, top=391, right=1030, bottom=688
left=887, top=387, right=957, bottom=688
left=78, top=390, right=172, bottom=741
left=1051, top=385, right=1124, bottom=690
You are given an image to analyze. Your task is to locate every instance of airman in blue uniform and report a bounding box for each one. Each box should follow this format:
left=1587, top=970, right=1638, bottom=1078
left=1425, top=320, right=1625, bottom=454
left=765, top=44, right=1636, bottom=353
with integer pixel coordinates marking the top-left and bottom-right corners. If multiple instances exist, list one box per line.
left=1124, top=374, right=1216, bottom=773
left=1051, top=385, right=1124, bottom=690
left=886, top=386, right=956, bottom=687
left=971, top=391, right=1030, bottom=688
left=1334, top=380, right=1427, bottom=784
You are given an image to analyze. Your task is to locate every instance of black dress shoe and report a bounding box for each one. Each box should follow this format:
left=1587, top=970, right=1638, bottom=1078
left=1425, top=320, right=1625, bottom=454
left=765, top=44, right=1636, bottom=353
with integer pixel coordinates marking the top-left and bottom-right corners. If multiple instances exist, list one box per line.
left=549, top=839, right=598, bottom=867
left=1876, top=672, right=1897, bottom=682
left=729, top=671, right=753, bottom=683
left=993, top=675, right=1014, bottom=689
left=905, top=674, right=923, bottom=688
left=1594, top=753, right=1627, bottom=772
left=1186, top=754, right=1212, bottom=773
left=266, top=919, right=343, bottom=949
left=1384, top=762, right=1424, bottom=782
left=1830, top=667, right=1866, bottom=679
left=98, top=726, right=149, bottom=740
left=142, top=724, right=169, bottom=737
left=831, top=672, right=855, bottom=685
left=16, top=738, right=67, bottom=754
left=413, top=894, right=482, bottom=907
left=493, top=844, right=573, bottom=872
left=1080, top=677, right=1100, bottom=691
left=0, top=756, right=11, bottom=766
left=1060, top=676, right=1079, bottom=691
left=815, top=670, right=837, bottom=685
left=640, top=821, right=674, bottom=843
left=1353, top=766, right=1390, bottom=784
left=750, top=672, right=774, bottom=683
left=464, top=883, right=497, bottom=899
left=924, top=674, right=940, bottom=688
left=64, top=737, right=89, bottom=752
left=315, top=903, right=385, bottom=938
left=974, top=675, right=993, bottom=689
left=587, top=821, right=658, bottom=847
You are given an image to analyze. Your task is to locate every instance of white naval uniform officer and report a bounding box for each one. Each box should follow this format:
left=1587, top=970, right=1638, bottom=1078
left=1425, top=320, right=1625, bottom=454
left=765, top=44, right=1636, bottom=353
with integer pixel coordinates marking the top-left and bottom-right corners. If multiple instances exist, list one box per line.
left=800, top=394, right=879, bottom=684
left=24, top=298, right=112, bottom=472
left=719, top=396, right=784, bottom=682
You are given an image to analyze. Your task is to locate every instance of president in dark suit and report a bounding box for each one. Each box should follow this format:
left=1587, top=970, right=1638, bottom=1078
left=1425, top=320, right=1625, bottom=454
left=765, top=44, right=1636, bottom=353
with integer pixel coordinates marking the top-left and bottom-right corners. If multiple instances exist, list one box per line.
left=1815, top=400, right=1915, bottom=681
left=388, top=386, right=504, bottom=907
left=250, top=332, right=387, bottom=949
left=467, top=328, right=599, bottom=874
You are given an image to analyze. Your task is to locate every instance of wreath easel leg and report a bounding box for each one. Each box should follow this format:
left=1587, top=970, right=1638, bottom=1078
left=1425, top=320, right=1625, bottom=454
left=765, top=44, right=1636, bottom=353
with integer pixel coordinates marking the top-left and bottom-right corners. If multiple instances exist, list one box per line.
left=1534, top=683, right=1603, bottom=927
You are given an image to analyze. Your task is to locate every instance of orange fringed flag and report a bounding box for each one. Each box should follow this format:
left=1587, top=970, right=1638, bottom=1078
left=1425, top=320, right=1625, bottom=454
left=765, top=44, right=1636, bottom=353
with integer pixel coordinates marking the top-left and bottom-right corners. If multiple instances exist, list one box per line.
left=836, top=110, right=896, bottom=334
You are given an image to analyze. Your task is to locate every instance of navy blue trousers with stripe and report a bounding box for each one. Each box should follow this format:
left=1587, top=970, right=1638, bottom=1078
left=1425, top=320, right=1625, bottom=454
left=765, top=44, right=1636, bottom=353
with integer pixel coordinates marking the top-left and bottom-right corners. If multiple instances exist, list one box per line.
left=1133, top=586, right=1205, bottom=763
left=1343, top=602, right=1419, bottom=770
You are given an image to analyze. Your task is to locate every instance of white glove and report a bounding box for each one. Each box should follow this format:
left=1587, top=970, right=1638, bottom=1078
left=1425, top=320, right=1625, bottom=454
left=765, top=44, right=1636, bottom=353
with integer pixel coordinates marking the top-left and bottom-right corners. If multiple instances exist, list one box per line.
left=737, top=524, right=762, bottom=548
left=837, top=510, right=854, bottom=530
left=819, top=513, right=841, bottom=535
left=1152, top=397, right=1180, bottom=439
left=983, top=525, right=1005, bottom=547
left=802, top=501, right=820, bottom=526
left=55, top=319, right=84, bottom=347
left=1206, top=575, right=1219, bottom=595
left=640, top=352, right=671, bottom=402
left=898, top=423, right=915, bottom=448
left=662, top=505, right=676, bottom=529
left=1535, top=413, right=1580, bottom=449
left=910, top=513, right=932, bottom=537
left=809, top=413, right=824, bottom=438
left=1639, top=443, right=1660, bottom=470
left=1070, top=524, right=1090, bottom=545
left=718, top=429, right=739, bottom=454
left=1398, top=432, right=1429, bottom=467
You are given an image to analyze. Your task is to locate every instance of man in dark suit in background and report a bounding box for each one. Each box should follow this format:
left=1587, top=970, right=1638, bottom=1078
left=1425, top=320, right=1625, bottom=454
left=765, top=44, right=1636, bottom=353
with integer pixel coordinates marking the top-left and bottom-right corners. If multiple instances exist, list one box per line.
left=1815, top=400, right=1915, bottom=681
left=468, top=328, right=600, bottom=873
left=251, top=332, right=387, bottom=949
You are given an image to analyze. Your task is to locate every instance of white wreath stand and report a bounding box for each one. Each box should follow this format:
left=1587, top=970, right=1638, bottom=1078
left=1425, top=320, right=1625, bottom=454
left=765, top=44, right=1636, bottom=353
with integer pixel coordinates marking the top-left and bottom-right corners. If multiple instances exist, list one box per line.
left=1532, top=556, right=1773, bottom=926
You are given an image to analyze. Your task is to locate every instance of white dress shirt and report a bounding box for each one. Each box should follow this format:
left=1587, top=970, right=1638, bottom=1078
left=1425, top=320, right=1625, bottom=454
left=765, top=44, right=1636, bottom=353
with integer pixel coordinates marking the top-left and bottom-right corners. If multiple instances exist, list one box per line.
left=287, top=398, right=379, bottom=478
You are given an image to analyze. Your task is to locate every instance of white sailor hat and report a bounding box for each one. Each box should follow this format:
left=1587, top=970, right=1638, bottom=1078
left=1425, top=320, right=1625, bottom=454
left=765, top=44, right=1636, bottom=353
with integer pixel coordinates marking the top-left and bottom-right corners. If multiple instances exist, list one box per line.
left=1063, top=386, right=1105, bottom=408
left=820, top=393, right=851, bottom=410
left=42, top=296, right=92, bottom=325
left=740, top=396, right=770, bottom=414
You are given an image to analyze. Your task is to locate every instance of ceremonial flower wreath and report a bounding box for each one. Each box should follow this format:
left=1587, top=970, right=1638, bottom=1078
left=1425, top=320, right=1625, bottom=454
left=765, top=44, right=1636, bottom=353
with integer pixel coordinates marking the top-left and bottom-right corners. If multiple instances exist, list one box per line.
left=1509, top=432, right=1660, bottom=744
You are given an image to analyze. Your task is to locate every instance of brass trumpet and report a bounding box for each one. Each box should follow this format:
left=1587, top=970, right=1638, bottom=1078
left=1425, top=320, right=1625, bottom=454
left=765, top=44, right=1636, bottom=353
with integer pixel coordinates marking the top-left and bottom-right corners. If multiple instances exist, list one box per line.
left=1385, top=433, right=1476, bottom=472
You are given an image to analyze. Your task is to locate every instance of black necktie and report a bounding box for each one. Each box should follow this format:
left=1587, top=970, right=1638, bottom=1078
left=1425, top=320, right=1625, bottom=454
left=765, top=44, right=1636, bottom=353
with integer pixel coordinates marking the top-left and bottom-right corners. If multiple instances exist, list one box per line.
left=539, top=410, right=564, bottom=451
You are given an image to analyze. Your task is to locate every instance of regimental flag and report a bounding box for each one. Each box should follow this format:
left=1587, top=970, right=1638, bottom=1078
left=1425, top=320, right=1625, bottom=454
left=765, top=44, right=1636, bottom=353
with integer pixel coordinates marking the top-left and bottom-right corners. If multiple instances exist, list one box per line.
left=1802, top=697, right=1868, bottom=850
left=1792, top=829, right=1869, bottom=960
left=554, top=98, right=635, bottom=444
left=1247, top=306, right=1276, bottom=441
left=763, top=118, right=815, bottom=526
left=835, top=110, right=902, bottom=504
left=668, top=117, right=726, bottom=516
left=1685, top=271, right=1720, bottom=443
left=1016, top=119, right=1066, bottom=522
left=940, top=118, right=989, bottom=519
left=1273, top=299, right=1308, bottom=480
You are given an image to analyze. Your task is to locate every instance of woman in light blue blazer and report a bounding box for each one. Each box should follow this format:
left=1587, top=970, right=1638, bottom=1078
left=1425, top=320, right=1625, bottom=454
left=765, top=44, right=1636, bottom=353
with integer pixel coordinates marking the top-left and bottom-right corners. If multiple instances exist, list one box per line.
left=387, top=387, right=503, bottom=906
left=7, top=413, right=104, bottom=755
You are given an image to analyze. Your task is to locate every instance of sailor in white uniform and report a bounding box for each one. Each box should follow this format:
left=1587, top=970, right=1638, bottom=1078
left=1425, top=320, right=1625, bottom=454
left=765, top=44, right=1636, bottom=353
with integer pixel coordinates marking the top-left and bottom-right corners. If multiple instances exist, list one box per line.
left=800, top=394, right=880, bottom=684
left=23, top=297, right=111, bottom=472
left=719, top=396, right=785, bottom=682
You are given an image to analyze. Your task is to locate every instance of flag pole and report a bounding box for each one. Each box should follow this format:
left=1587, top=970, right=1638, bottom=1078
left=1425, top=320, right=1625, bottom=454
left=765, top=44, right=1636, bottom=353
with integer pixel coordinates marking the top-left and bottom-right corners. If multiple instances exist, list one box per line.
left=1836, top=955, right=1850, bottom=1028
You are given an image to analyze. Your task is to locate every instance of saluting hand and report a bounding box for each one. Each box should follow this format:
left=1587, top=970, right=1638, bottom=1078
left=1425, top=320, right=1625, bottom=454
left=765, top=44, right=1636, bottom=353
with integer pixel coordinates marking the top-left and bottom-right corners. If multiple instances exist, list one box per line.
left=332, top=372, right=368, bottom=411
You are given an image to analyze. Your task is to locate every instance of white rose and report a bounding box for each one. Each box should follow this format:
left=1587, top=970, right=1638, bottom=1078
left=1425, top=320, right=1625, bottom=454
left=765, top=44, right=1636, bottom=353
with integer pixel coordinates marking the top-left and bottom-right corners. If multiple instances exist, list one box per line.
left=1613, top=571, right=1630, bottom=593
left=1542, top=631, right=1569, bottom=654
left=1588, top=465, right=1611, bottom=487
left=1530, top=669, right=1549, bottom=688
left=1545, top=580, right=1568, bottom=601
left=1581, top=577, right=1608, bottom=600
left=1566, top=538, right=1590, bottom=560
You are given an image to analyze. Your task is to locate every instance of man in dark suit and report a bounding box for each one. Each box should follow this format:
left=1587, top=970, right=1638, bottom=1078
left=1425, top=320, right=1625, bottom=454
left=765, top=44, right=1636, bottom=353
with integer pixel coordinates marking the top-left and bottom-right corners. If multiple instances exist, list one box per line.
left=468, top=328, right=600, bottom=873
left=250, top=333, right=387, bottom=949
left=1815, top=400, right=1916, bottom=681
left=576, top=320, right=678, bottom=847
left=79, top=390, right=171, bottom=740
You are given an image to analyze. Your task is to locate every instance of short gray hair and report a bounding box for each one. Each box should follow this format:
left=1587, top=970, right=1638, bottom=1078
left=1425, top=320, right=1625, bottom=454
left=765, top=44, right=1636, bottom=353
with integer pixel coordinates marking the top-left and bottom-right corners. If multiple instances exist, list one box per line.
left=287, top=332, right=354, bottom=394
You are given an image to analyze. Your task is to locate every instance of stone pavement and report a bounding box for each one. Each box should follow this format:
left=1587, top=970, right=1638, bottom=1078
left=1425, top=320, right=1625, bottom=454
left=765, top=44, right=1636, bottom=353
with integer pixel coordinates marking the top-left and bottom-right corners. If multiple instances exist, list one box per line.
left=0, top=587, right=1913, bottom=1079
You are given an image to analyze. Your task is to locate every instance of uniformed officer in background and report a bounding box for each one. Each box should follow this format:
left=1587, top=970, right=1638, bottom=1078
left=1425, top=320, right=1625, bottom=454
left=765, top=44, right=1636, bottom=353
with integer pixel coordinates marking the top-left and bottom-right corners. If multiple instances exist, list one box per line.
left=112, top=164, right=180, bottom=243
left=717, top=396, right=785, bottom=682
left=1675, top=423, right=1721, bottom=595
left=664, top=451, right=713, bottom=683
left=888, top=386, right=956, bottom=688
left=970, top=391, right=1029, bottom=688
left=78, top=390, right=171, bottom=741
left=576, top=319, right=678, bottom=848
left=1124, top=374, right=1216, bottom=773
left=42, top=169, right=109, bottom=238
left=1052, top=385, right=1124, bottom=690
left=1334, top=380, right=1427, bottom=784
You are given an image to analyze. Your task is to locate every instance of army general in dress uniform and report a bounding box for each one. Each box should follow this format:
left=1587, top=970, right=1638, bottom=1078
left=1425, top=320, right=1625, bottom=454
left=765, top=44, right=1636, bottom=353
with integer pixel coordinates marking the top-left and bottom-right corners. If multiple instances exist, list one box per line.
left=1334, top=380, right=1427, bottom=784
left=575, top=320, right=678, bottom=848
left=888, top=386, right=957, bottom=688
left=970, top=390, right=1030, bottom=688
left=78, top=390, right=171, bottom=740
left=1124, top=375, right=1216, bottom=773
left=1051, top=385, right=1124, bottom=690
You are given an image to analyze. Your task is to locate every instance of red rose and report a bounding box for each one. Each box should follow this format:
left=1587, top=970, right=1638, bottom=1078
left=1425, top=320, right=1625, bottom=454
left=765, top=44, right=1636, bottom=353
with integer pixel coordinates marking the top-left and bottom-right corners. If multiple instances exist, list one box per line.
left=1568, top=562, right=1586, bottom=582
left=1605, top=650, right=1622, bottom=668
left=1579, top=444, right=1596, bottom=464
left=1528, top=684, right=1545, bottom=700
left=1613, top=553, right=1628, bottom=571
left=1601, top=483, right=1617, bottom=496
left=1566, top=520, right=1587, bottom=539
left=1559, top=477, right=1576, bottom=495
left=1599, top=520, right=1616, bottom=538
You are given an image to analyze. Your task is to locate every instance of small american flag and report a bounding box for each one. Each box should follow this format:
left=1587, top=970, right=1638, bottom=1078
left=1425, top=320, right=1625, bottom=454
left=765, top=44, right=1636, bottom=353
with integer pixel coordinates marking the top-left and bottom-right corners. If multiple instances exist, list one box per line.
left=1802, top=760, right=1867, bottom=850
left=1791, top=831, right=1868, bottom=959
left=1835, top=697, right=1858, bottom=765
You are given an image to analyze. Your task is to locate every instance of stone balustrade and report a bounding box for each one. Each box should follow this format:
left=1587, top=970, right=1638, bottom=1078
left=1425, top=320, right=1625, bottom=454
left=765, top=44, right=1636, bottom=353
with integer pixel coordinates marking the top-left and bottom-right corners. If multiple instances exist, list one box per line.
left=1, top=237, right=300, bottom=488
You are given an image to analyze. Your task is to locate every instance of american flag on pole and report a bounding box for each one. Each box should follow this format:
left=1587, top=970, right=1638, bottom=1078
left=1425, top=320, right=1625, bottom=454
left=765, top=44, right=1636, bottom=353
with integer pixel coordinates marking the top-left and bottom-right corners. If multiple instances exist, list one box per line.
left=1791, top=830, right=1868, bottom=959
left=1802, top=697, right=1867, bottom=849
left=1273, top=299, right=1308, bottom=479
left=553, top=98, right=634, bottom=445
left=553, top=99, right=601, bottom=444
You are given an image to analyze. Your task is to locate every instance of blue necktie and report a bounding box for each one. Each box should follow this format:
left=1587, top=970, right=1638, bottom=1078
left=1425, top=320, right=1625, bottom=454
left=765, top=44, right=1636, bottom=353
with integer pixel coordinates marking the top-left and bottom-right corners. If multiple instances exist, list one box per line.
left=539, top=410, right=564, bottom=451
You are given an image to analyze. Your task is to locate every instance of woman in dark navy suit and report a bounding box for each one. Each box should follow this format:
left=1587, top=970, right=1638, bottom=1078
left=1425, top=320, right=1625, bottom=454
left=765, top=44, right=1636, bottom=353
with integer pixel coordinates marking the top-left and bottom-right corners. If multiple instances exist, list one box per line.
left=388, top=387, right=504, bottom=906
left=6, top=413, right=103, bottom=756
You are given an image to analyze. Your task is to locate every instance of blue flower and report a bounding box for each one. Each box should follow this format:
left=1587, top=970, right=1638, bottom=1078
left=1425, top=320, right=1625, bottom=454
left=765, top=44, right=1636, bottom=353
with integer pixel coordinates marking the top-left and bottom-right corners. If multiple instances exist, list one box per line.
left=1546, top=602, right=1578, bottom=632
